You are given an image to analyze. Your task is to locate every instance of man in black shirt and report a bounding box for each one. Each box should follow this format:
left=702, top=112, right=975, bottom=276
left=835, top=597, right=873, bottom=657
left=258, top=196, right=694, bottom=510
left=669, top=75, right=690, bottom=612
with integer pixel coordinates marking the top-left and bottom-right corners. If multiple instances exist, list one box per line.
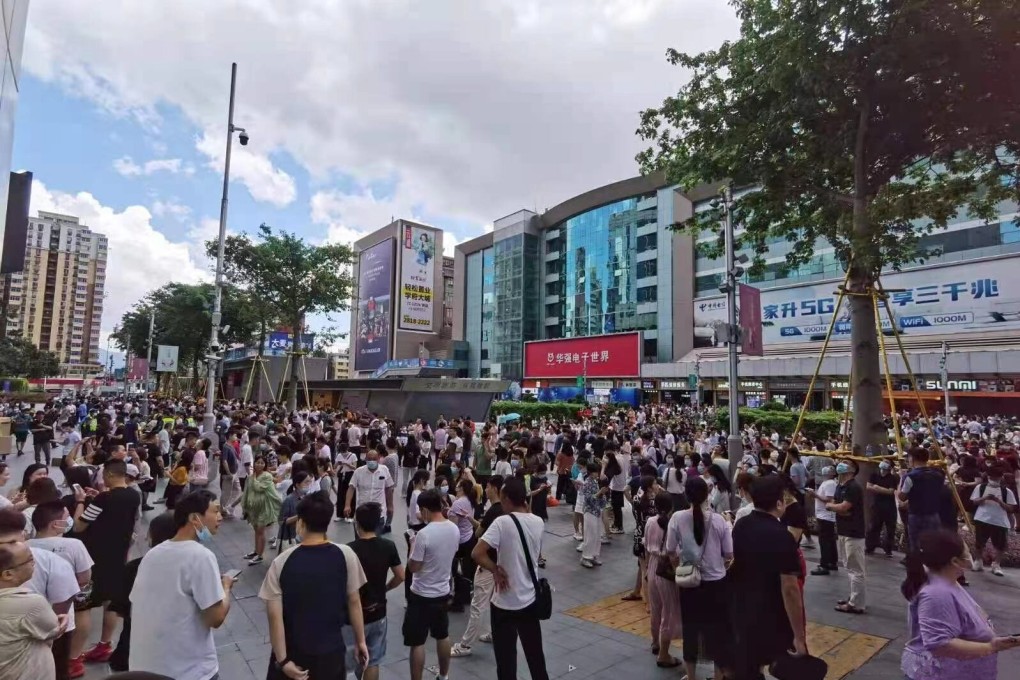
left=348, top=502, right=403, bottom=680
left=826, top=461, right=867, bottom=614
left=731, top=475, right=807, bottom=679
left=865, top=461, right=898, bottom=556
left=76, top=459, right=142, bottom=665
left=259, top=491, right=369, bottom=679
left=451, top=475, right=504, bottom=658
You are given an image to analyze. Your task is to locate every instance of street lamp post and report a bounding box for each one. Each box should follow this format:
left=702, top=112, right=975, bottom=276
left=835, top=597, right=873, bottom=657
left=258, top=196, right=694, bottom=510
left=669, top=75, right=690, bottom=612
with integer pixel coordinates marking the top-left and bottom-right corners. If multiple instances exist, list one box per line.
left=203, top=62, right=248, bottom=439
left=718, top=186, right=745, bottom=485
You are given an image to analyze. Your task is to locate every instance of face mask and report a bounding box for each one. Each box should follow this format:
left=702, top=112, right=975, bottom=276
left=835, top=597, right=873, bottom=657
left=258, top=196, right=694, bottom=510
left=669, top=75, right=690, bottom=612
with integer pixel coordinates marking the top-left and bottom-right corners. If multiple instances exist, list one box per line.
left=196, top=521, right=212, bottom=544
left=988, top=479, right=1001, bottom=487
left=440, top=484, right=449, bottom=494
left=451, top=465, right=459, bottom=475
left=697, top=464, right=706, bottom=474
left=62, top=516, right=74, bottom=533
left=366, top=460, right=379, bottom=471
left=836, top=463, right=850, bottom=475
left=511, top=460, right=520, bottom=470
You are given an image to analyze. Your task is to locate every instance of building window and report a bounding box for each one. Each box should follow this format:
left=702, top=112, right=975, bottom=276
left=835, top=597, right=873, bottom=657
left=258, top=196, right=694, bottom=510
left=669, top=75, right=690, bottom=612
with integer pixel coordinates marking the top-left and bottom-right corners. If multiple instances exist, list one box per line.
left=637, top=286, right=657, bottom=303
left=637, top=232, right=658, bottom=252
left=637, top=259, right=658, bottom=278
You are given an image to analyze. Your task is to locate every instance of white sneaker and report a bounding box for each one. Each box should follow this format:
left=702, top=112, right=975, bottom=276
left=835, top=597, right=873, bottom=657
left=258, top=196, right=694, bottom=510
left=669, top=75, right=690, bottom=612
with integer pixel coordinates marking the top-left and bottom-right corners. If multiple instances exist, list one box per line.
left=344, top=518, right=354, bottom=523
left=450, top=643, right=473, bottom=657
left=580, top=558, right=595, bottom=568
left=972, top=558, right=983, bottom=572
left=573, top=533, right=583, bottom=541
left=600, top=537, right=610, bottom=545
left=333, top=517, right=343, bottom=522
left=576, top=544, right=584, bottom=552
left=479, top=633, right=492, bottom=643
left=592, top=557, right=603, bottom=566
left=992, top=564, right=1004, bottom=577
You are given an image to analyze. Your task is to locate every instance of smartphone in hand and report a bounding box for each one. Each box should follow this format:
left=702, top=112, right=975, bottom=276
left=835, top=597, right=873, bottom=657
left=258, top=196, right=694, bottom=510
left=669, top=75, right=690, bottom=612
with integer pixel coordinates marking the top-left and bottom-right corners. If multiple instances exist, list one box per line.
left=223, top=568, right=242, bottom=581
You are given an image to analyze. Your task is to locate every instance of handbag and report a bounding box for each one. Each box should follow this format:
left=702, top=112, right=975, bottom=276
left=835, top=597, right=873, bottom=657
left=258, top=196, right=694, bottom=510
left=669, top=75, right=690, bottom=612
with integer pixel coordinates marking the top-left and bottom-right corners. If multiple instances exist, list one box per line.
left=769, top=652, right=828, bottom=680
left=653, top=526, right=675, bottom=581
left=509, top=514, right=552, bottom=620
left=674, top=509, right=710, bottom=589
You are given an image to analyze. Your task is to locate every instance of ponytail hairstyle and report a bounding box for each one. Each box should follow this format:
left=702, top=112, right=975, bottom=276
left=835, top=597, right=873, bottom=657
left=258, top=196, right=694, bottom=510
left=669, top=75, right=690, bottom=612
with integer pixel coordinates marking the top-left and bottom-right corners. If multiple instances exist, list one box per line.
left=458, top=478, right=478, bottom=509
left=685, top=476, right=710, bottom=546
left=655, top=492, right=673, bottom=531
left=406, top=469, right=430, bottom=506
left=901, top=529, right=965, bottom=601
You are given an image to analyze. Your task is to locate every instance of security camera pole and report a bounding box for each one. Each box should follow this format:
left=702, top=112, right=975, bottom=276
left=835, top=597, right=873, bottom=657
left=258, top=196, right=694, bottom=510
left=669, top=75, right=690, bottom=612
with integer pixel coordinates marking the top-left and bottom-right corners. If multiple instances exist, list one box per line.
left=203, top=62, right=247, bottom=441
left=720, top=186, right=745, bottom=486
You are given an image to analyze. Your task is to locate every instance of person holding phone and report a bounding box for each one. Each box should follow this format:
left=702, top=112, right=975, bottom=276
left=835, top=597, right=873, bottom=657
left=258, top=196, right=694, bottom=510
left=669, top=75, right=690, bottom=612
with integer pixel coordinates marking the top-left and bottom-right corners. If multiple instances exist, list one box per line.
left=901, top=529, right=1020, bottom=679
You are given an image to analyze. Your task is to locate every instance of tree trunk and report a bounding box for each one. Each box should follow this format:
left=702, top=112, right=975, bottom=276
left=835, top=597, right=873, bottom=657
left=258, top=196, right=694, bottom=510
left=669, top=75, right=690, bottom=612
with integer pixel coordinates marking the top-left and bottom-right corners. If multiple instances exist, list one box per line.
left=850, top=93, right=881, bottom=524
left=287, top=312, right=303, bottom=411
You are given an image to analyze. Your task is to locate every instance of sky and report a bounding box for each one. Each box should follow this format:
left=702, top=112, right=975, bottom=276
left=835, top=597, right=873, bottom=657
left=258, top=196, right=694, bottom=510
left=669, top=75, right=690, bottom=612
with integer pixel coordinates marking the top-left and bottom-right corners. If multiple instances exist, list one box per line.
left=13, top=0, right=739, bottom=354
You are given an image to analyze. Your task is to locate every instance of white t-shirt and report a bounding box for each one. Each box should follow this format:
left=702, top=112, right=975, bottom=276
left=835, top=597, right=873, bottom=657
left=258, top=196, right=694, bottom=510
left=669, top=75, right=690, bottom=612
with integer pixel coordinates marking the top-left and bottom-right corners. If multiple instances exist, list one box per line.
left=814, top=479, right=838, bottom=522
left=609, top=453, right=629, bottom=492
left=971, top=483, right=1017, bottom=529
left=337, top=452, right=358, bottom=474
left=408, top=489, right=423, bottom=526
left=26, top=547, right=80, bottom=632
left=350, top=465, right=394, bottom=515
left=409, top=519, right=460, bottom=598
left=480, top=512, right=545, bottom=611
left=347, top=426, right=363, bottom=448
left=664, top=467, right=686, bottom=495
left=237, top=444, right=253, bottom=479
left=130, top=540, right=225, bottom=680
left=28, top=536, right=94, bottom=577
left=494, top=460, right=512, bottom=477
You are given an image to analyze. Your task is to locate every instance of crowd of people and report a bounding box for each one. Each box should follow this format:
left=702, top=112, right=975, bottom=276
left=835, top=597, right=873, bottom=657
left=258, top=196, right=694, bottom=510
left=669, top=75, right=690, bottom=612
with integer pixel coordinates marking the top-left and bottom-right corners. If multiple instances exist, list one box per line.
left=0, top=394, right=1019, bottom=679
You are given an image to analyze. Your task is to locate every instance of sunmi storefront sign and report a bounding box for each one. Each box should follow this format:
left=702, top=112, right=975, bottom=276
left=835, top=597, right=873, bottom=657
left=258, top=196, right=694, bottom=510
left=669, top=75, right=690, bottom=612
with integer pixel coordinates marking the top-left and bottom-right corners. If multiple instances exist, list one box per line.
left=924, top=379, right=978, bottom=391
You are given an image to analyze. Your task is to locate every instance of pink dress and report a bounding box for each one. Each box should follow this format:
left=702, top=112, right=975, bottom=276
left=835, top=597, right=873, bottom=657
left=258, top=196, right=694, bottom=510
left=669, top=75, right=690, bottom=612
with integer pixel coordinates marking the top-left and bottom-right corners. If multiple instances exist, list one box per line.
left=644, top=516, right=682, bottom=641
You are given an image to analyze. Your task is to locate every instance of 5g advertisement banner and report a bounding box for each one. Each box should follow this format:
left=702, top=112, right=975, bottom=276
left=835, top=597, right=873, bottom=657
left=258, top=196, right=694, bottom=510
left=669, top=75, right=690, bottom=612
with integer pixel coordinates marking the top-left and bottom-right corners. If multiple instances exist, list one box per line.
left=398, top=224, right=437, bottom=332
left=694, top=258, right=1015, bottom=346
left=354, top=239, right=394, bottom=372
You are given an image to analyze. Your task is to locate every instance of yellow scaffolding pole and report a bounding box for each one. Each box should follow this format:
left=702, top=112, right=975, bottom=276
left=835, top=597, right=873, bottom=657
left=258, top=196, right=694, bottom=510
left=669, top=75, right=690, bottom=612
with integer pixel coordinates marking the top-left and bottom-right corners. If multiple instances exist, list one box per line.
left=872, top=291, right=904, bottom=457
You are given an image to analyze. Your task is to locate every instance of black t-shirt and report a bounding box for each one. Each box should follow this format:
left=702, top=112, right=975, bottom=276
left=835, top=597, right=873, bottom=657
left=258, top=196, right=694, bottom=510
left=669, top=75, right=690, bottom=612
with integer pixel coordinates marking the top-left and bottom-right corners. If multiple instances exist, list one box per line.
left=479, top=501, right=503, bottom=563
left=730, top=510, right=802, bottom=666
left=834, top=479, right=866, bottom=538
left=347, top=537, right=401, bottom=624
left=781, top=499, right=807, bottom=531
left=277, top=543, right=350, bottom=655
left=868, top=472, right=898, bottom=509
left=80, top=487, right=141, bottom=568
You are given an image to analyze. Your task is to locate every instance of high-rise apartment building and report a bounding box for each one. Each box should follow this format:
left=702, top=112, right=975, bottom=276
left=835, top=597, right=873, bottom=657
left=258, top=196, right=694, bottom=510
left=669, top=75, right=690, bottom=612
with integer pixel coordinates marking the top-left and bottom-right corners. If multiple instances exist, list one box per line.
left=3, top=211, right=107, bottom=375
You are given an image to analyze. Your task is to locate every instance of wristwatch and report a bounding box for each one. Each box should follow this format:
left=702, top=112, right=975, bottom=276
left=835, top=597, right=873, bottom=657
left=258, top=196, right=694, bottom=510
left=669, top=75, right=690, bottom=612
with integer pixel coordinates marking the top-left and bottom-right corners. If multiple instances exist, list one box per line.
left=275, top=656, right=291, bottom=670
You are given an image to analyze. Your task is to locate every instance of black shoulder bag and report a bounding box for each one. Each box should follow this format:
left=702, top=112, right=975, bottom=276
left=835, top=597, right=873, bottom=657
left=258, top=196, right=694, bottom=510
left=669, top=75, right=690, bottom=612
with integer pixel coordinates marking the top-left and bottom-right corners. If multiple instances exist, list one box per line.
left=509, top=514, right=552, bottom=620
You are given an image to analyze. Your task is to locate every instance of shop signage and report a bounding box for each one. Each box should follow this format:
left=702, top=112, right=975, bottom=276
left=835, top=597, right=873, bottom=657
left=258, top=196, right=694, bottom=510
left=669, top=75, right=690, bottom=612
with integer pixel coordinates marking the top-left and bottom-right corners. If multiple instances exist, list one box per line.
left=660, top=380, right=693, bottom=390
left=924, top=379, right=978, bottom=391
left=717, top=380, right=765, bottom=390
left=642, top=381, right=656, bottom=390
left=523, top=332, right=641, bottom=378
left=620, top=380, right=640, bottom=388
left=770, top=381, right=812, bottom=390
left=590, top=380, right=614, bottom=389
left=830, top=380, right=850, bottom=390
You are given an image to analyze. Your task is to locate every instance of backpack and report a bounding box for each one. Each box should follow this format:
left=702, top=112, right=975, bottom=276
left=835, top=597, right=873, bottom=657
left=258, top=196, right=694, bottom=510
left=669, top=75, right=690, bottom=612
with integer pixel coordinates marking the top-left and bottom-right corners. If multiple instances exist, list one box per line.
left=978, top=483, right=1012, bottom=509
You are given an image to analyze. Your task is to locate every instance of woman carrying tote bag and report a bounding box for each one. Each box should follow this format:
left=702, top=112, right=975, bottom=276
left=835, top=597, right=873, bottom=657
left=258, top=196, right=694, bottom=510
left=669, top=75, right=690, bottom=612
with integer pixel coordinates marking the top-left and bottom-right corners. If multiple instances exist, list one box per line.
left=666, top=477, right=735, bottom=680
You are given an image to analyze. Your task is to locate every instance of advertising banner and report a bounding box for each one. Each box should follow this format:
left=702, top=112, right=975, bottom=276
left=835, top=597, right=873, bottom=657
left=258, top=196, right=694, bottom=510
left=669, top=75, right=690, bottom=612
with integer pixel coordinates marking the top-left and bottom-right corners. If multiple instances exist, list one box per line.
left=156, top=345, right=179, bottom=373
left=694, top=258, right=1018, bottom=345
left=398, top=224, right=437, bottom=332
left=128, top=358, right=149, bottom=381
left=524, top=332, right=642, bottom=378
left=354, top=239, right=394, bottom=372
left=738, top=284, right=763, bottom=356
left=266, top=331, right=315, bottom=356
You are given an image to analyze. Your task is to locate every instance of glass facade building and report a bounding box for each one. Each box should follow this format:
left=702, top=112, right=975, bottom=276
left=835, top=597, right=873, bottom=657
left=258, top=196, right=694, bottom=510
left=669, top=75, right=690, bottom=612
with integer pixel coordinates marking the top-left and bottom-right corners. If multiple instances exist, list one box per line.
left=0, top=0, right=29, bottom=257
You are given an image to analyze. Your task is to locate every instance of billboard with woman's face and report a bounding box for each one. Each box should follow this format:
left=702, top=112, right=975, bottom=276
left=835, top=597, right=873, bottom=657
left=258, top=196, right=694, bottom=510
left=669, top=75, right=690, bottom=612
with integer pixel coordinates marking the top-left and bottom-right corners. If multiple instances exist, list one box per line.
left=398, top=224, right=437, bottom=332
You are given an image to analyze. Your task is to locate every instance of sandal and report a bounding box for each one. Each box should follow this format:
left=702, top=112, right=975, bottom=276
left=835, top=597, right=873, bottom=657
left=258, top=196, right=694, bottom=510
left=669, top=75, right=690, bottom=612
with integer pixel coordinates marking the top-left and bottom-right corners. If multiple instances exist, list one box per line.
left=621, top=593, right=642, bottom=601
left=537, top=558, right=547, bottom=568
left=656, top=657, right=681, bottom=668
left=651, top=645, right=660, bottom=655
left=835, top=603, right=864, bottom=615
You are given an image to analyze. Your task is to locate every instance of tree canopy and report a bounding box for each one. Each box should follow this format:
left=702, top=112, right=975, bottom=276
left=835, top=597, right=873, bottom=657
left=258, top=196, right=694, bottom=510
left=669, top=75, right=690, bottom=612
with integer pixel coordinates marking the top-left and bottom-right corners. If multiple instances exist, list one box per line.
left=0, top=336, right=62, bottom=379
left=637, top=0, right=1020, bottom=451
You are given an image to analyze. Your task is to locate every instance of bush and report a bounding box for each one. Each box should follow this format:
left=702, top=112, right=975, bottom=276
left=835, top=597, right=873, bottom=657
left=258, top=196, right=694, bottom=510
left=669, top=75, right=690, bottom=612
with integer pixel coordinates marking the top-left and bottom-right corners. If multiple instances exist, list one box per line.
left=0, top=378, right=30, bottom=393
left=0, top=390, right=47, bottom=405
left=760, top=400, right=790, bottom=412
left=716, top=407, right=844, bottom=440
left=490, top=400, right=582, bottom=422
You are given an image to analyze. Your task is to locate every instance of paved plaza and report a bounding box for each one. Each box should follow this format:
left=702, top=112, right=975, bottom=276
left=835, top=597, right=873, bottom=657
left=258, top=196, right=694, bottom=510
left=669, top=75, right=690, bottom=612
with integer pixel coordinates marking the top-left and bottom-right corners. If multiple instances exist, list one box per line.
left=5, top=448, right=1016, bottom=680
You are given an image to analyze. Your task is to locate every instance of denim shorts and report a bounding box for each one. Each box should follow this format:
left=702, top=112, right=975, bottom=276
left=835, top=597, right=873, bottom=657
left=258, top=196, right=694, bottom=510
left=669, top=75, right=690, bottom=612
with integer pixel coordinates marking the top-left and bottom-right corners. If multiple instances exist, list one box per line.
left=344, top=616, right=388, bottom=669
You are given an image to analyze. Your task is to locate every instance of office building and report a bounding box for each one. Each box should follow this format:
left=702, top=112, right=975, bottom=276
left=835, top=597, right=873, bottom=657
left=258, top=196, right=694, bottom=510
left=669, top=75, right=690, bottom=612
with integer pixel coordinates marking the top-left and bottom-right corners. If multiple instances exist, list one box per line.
left=2, top=211, right=107, bottom=375
left=348, top=219, right=466, bottom=377
left=0, top=0, right=29, bottom=267
left=331, top=347, right=351, bottom=379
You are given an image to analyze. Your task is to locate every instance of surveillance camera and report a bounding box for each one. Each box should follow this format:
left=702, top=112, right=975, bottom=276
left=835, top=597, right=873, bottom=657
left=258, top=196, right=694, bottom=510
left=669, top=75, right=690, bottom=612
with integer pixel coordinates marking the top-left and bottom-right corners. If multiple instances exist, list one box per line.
left=238, top=131, right=249, bottom=146
left=209, top=343, right=221, bottom=354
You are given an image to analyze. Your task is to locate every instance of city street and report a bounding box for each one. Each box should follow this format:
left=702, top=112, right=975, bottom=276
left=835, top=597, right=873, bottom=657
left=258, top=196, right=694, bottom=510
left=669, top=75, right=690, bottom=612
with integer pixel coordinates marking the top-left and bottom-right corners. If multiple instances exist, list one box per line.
left=5, top=443, right=1017, bottom=680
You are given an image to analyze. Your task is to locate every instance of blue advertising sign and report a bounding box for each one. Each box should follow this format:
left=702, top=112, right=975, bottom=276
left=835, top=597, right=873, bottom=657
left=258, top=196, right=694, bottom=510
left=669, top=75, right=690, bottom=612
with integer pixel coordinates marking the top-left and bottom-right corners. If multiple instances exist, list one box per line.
left=354, top=239, right=395, bottom=372
left=266, top=332, right=315, bottom=356
left=370, top=357, right=456, bottom=378
left=694, top=258, right=1017, bottom=345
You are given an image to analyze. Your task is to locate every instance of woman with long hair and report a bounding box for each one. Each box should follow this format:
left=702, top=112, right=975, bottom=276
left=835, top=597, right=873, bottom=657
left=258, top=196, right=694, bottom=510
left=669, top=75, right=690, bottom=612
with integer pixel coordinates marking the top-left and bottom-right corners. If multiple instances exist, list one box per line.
left=645, top=492, right=682, bottom=668
left=449, top=478, right=480, bottom=611
left=706, top=463, right=733, bottom=514
left=165, top=448, right=193, bottom=509
left=901, top=529, right=1020, bottom=679
left=667, top=476, right=734, bottom=680
left=239, top=456, right=282, bottom=565
left=664, top=454, right=688, bottom=511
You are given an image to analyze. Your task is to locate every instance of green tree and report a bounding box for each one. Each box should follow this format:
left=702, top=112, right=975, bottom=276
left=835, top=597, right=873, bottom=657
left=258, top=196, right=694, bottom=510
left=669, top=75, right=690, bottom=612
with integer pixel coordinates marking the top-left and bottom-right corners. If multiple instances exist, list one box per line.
left=637, top=0, right=1020, bottom=454
left=113, top=282, right=260, bottom=384
left=0, top=336, right=62, bottom=379
left=213, top=224, right=354, bottom=409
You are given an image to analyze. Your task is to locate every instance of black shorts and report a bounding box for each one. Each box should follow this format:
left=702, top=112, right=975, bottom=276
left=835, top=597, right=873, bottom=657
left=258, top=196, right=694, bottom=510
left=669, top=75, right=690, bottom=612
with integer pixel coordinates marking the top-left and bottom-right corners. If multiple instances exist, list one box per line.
left=89, top=565, right=127, bottom=606
left=402, top=591, right=449, bottom=646
left=974, top=520, right=1008, bottom=552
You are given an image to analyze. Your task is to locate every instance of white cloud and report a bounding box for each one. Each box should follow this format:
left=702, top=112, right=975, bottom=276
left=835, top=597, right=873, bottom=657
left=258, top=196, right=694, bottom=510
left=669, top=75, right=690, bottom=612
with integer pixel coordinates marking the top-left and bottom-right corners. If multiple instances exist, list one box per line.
left=443, top=233, right=462, bottom=258
left=30, top=180, right=209, bottom=347
left=151, top=199, right=192, bottom=220
left=25, top=1, right=739, bottom=227
left=311, top=186, right=422, bottom=246
left=196, top=131, right=296, bottom=208
left=113, top=156, right=193, bottom=177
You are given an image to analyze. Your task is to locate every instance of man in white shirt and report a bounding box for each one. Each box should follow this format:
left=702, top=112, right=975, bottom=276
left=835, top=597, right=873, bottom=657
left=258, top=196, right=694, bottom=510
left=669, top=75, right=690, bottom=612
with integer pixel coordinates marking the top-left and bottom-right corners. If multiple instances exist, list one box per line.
left=970, top=465, right=1017, bottom=577
left=348, top=423, right=364, bottom=458
left=806, top=467, right=839, bottom=576
left=405, top=489, right=459, bottom=680
left=472, top=478, right=549, bottom=680
left=344, top=450, right=395, bottom=530
left=130, top=490, right=234, bottom=680
left=434, top=425, right=448, bottom=452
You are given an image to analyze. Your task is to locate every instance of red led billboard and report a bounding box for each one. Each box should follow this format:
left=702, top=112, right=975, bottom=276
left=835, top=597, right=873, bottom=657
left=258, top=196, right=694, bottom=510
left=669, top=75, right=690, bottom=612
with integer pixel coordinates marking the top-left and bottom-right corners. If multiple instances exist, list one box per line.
left=524, top=332, right=641, bottom=378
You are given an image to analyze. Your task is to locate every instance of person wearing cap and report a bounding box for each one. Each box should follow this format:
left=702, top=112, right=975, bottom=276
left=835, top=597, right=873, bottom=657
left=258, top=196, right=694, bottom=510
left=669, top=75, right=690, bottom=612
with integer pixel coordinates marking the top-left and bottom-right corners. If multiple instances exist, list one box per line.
left=826, top=460, right=867, bottom=614
left=865, top=460, right=899, bottom=557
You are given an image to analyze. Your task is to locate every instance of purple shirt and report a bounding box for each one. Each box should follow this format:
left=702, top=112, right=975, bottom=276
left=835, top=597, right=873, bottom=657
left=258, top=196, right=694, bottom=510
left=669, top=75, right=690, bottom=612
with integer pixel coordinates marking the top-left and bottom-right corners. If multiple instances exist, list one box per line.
left=901, top=575, right=997, bottom=679
left=664, top=505, right=733, bottom=582
left=449, top=496, right=474, bottom=543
